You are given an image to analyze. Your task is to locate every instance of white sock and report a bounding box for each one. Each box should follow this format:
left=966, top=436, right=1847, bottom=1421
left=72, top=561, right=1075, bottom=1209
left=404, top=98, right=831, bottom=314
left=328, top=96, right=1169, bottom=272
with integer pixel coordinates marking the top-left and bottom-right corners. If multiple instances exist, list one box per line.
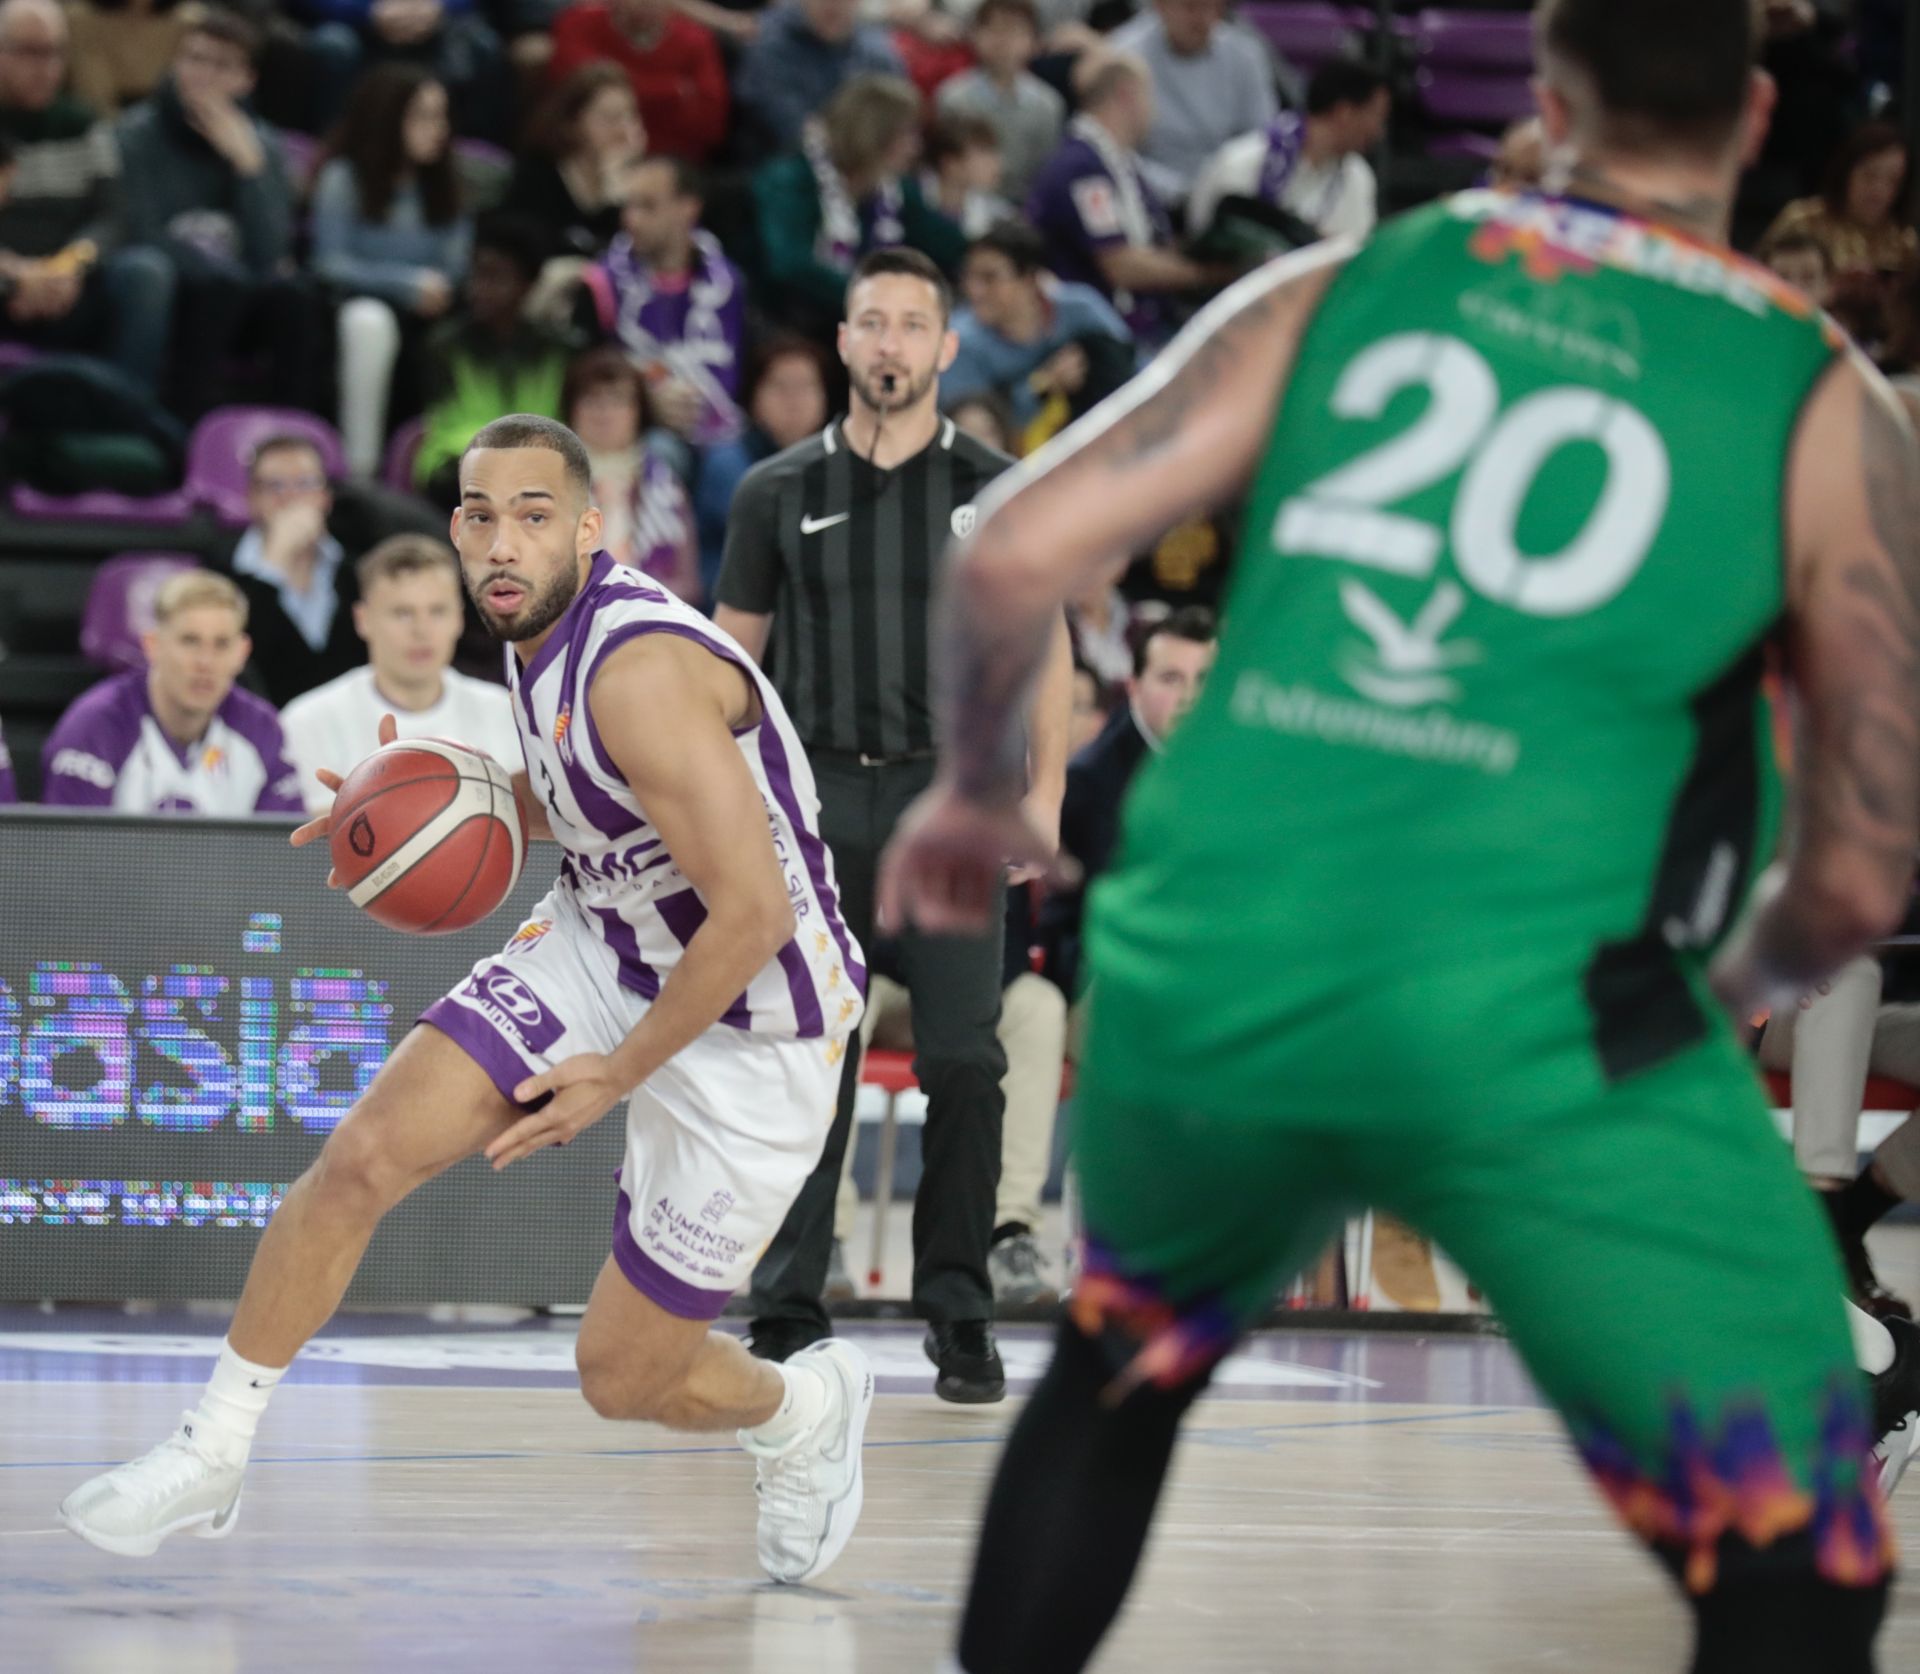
left=187, top=1341, right=287, bottom=1464
left=1848, top=1300, right=1897, bottom=1377
left=741, top=1358, right=831, bottom=1454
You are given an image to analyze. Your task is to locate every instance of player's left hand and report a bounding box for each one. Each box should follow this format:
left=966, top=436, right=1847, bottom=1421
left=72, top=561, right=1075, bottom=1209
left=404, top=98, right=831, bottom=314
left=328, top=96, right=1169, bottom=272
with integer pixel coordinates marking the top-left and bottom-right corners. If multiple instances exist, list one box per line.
left=879, top=781, right=1079, bottom=935
left=1007, top=786, right=1063, bottom=886
left=486, top=1054, right=630, bottom=1169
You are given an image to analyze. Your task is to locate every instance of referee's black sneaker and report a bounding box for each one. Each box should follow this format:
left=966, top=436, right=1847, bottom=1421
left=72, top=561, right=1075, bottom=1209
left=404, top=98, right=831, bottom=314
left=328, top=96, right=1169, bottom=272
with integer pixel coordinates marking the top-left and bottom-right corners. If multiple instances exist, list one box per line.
left=747, top=1319, right=828, bottom=1363
left=925, top=1322, right=1005, bottom=1404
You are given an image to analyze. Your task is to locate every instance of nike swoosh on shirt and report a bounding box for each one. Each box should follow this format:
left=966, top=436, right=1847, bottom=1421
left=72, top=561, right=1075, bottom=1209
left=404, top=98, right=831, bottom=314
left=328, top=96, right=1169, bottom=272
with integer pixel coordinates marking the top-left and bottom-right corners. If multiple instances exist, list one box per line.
left=800, top=512, right=851, bottom=535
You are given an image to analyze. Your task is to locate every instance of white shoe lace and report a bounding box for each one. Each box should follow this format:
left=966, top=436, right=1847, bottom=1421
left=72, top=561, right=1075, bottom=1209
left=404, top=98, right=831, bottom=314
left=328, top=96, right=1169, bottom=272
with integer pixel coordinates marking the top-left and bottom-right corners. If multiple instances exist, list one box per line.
left=757, top=1448, right=819, bottom=1528
left=105, top=1421, right=221, bottom=1510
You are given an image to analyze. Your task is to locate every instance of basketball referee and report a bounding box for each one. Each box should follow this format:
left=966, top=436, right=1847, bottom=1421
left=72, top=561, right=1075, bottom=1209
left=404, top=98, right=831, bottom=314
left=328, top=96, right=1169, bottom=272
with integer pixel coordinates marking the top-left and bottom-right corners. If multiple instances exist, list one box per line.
left=715, top=248, right=1074, bottom=1402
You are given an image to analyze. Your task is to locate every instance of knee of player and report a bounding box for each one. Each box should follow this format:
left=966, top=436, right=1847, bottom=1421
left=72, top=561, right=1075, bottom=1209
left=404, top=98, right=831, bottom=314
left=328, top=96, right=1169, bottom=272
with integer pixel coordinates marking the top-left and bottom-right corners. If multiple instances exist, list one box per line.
left=311, top=1118, right=415, bottom=1213
left=575, top=1342, right=674, bottom=1422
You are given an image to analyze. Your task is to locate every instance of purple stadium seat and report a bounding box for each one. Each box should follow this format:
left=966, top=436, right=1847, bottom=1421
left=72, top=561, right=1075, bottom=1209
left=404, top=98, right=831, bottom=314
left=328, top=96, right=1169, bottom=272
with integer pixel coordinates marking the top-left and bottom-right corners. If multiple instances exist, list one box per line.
left=1409, top=10, right=1535, bottom=72
left=1237, top=2, right=1365, bottom=70
left=382, top=415, right=426, bottom=495
left=11, top=483, right=197, bottom=522
left=79, top=552, right=201, bottom=671
left=453, top=137, right=512, bottom=172
left=1415, top=67, right=1537, bottom=131
left=187, top=406, right=347, bottom=525
left=1426, top=131, right=1503, bottom=165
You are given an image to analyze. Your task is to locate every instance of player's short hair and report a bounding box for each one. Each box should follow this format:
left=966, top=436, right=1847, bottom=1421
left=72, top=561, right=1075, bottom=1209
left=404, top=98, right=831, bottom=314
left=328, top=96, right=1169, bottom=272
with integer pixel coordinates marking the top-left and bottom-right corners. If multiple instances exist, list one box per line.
left=1306, top=60, right=1390, bottom=118
left=1134, top=604, right=1217, bottom=676
left=847, top=247, right=955, bottom=323
left=247, top=432, right=326, bottom=481
left=357, top=533, right=460, bottom=595
left=461, top=413, right=593, bottom=504
left=972, top=0, right=1039, bottom=32
left=186, top=5, right=262, bottom=65
left=153, top=569, right=248, bottom=631
left=1536, top=0, right=1759, bottom=159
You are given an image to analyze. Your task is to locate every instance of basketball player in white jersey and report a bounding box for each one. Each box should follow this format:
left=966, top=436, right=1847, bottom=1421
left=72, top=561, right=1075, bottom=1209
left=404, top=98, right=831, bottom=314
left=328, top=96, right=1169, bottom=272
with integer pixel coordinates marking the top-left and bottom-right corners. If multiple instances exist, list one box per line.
left=59, top=415, right=876, bottom=1588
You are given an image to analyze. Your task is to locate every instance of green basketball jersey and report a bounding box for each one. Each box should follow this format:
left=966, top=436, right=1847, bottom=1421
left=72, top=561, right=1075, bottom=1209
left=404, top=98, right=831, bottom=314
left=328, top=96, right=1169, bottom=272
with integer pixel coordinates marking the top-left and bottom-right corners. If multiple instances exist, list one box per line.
left=1084, top=190, right=1842, bottom=1122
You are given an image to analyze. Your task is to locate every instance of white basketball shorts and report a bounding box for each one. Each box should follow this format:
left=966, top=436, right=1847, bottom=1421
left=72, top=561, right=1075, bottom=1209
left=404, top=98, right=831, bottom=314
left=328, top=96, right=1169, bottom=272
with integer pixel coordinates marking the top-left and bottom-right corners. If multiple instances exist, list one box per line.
left=421, top=888, right=847, bottom=1319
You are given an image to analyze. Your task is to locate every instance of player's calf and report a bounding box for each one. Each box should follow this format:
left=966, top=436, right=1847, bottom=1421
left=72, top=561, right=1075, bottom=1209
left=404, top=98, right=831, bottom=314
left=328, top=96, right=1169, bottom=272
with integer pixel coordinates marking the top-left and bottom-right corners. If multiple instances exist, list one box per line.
left=1687, top=1536, right=1887, bottom=1674
left=1575, top=1378, right=1895, bottom=1674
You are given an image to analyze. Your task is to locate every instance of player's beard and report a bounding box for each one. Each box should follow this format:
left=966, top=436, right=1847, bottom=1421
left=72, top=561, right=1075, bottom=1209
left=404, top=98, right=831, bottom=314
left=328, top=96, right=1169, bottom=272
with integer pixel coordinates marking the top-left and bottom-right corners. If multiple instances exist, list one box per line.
left=467, top=559, right=581, bottom=643
left=853, top=362, right=935, bottom=416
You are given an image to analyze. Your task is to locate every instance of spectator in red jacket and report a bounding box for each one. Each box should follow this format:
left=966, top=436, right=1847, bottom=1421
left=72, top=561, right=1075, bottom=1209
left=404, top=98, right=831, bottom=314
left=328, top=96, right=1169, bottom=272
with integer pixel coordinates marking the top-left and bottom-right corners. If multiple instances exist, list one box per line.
left=547, top=0, right=727, bottom=163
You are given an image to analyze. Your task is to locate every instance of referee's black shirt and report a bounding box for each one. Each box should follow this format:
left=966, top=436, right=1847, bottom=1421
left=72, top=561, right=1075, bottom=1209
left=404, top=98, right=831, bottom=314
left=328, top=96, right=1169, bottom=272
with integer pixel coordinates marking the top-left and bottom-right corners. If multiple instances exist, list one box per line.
left=715, top=416, right=1014, bottom=758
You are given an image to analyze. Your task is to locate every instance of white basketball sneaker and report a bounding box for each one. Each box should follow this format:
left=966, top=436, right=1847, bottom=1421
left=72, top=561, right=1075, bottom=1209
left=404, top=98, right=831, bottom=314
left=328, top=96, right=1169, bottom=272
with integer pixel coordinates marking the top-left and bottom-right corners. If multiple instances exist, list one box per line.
left=740, top=1338, right=874, bottom=1585
left=58, top=1414, right=246, bottom=1557
left=1871, top=1315, right=1920, bottom=1499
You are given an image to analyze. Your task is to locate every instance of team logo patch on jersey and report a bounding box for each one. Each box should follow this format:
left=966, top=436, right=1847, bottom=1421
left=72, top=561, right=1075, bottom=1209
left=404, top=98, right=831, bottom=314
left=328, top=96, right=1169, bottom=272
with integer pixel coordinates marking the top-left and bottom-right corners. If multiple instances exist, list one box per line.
left=951, top=504, right=978, bottom=539
left=1070, top=176, right=1122, bottom=239
left=553, top=703, right=574, bottom=765
left=200, top=747, right=225, bottom=773
left=506, top=918, right=554, bottom=954
left=700, top=1190, right=735, bottom=1225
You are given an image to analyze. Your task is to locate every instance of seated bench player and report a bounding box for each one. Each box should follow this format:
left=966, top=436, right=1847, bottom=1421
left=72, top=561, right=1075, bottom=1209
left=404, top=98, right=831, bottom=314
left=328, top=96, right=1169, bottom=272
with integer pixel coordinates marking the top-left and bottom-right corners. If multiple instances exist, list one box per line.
left=39, top=570, right=303, bottom=815
left=59, top=415, right=875, bottom=1588
left=279, top=533, right=520, bottom=813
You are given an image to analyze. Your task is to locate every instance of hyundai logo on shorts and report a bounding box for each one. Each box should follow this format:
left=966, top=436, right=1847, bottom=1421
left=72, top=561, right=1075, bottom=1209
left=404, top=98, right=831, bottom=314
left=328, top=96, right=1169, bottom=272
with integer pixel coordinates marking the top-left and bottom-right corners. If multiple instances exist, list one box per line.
left=483, top=971, right=546, bottom=1028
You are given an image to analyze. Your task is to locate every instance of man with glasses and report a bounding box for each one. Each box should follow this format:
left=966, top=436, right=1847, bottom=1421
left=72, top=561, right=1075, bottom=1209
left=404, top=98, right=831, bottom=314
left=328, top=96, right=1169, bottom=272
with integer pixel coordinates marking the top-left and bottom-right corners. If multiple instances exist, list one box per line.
left=222, top=436, right=366, bottom=708
left=0, top=0, right=176, bottom=393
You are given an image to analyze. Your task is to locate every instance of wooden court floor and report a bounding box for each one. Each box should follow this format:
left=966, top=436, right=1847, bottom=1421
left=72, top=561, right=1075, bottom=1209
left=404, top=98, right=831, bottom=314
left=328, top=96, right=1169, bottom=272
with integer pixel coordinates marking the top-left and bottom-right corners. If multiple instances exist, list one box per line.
left=2, top=1314, right=1917, bottom=1674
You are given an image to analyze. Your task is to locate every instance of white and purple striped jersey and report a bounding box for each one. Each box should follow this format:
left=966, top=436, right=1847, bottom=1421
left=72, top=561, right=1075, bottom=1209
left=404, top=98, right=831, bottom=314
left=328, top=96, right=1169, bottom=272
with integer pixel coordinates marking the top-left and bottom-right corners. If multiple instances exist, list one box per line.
left=509, top=550, right=865, bottom=1041
left=40, top=670, right=302, bottom=816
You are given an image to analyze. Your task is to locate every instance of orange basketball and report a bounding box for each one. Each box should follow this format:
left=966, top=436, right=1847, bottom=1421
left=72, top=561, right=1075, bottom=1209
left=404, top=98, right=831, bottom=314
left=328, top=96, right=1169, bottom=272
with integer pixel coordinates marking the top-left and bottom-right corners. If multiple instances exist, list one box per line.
left=328, top=738, right=529, bottom=934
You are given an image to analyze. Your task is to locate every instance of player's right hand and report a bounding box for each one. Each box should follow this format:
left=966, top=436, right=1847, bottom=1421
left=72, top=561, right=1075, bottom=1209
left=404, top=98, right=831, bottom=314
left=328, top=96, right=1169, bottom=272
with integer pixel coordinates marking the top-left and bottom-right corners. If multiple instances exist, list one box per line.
left=878, top=780, right=1080, bottom=936
left=289, top=714, right=401, bottom=883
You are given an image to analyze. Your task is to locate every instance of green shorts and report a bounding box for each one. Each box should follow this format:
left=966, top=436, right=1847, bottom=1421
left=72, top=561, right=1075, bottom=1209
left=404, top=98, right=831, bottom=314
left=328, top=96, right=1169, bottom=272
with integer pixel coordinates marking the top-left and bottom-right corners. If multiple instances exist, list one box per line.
left=1068, top=1004, right=1895, bottom=1592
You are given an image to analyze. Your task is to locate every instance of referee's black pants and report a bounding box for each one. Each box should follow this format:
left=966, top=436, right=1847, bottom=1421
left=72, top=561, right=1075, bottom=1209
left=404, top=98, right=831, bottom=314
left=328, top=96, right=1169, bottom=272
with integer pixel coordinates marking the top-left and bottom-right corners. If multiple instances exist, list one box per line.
left=749, top=752, right=1007, bottom=1332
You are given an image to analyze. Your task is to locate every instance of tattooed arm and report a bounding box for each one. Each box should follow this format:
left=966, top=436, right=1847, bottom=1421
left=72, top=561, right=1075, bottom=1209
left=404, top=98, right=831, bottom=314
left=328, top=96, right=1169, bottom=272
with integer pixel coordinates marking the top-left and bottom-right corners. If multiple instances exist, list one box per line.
left=1713, top=352, right=1920, bottom=1013
left=937, top=242, right=1351, bottom=806
left=876, top=244, right=1348, bottom=932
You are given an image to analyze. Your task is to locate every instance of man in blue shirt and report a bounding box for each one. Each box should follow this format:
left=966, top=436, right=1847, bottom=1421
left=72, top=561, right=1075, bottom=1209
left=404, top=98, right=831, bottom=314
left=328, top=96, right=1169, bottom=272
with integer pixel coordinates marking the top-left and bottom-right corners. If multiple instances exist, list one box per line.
left=944, top=221, right=1136, bottom=432
left=733, top=0, right=904, bottom=156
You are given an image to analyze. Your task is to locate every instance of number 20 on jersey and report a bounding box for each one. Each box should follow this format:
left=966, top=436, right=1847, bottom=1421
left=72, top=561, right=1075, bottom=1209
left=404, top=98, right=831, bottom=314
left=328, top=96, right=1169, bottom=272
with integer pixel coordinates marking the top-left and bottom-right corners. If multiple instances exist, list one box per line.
left=1275, top=332, right=1673, bottom=618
